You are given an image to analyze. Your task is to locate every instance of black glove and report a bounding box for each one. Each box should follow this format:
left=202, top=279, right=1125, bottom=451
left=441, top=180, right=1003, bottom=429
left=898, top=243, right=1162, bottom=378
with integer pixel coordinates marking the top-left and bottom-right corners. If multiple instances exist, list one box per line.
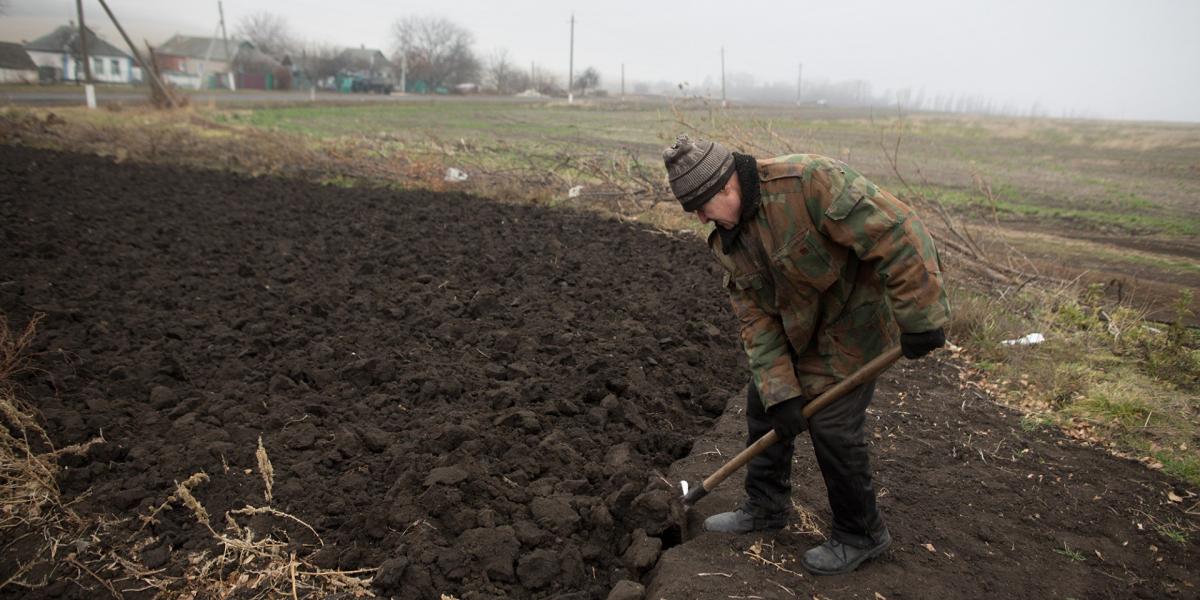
left=901, top=328, right=945, bottom=359
left=767, top=396, right=808, bottom=438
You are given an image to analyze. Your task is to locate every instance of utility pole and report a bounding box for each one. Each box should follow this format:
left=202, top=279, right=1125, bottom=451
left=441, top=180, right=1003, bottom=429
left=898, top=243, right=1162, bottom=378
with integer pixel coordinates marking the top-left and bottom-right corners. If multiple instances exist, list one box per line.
left=567, top=13, right=575, bottom=103
left=75, top=0, right=92, bottom=83
left=720, top=46, right=726, bottom=107
left=96, top=0, right=177, bottom=107
left=796, top=62, right=803, bottom=105
left=400, top=53, right=407, bottom=94
left=620, top=63, right=625, bottom=99
left=219, top=1, right=235, bottom=90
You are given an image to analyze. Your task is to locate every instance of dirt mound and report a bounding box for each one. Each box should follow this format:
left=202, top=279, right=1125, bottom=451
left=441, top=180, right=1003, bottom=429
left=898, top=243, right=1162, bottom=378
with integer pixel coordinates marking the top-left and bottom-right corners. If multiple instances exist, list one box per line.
left=0, top=146, right=742, bottom=598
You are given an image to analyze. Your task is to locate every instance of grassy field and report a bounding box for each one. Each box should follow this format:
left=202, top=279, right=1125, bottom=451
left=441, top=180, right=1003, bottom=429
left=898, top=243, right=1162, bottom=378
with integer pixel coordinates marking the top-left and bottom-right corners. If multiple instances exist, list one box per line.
left=225, top=99, right=1200, bottom=235
left=3, top=97, right=1197, bottom=485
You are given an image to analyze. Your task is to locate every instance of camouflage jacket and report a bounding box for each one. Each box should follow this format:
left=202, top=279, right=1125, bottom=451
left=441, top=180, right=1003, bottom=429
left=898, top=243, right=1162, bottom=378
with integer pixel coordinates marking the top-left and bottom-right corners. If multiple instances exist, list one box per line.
left=709, top=154, right=950, bottom=408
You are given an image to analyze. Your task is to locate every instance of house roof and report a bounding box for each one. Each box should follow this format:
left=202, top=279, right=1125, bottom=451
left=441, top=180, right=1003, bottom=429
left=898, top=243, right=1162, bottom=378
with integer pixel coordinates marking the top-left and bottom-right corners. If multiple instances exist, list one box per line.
left=157, top=34, right=243, bottom=62
left=341, top=47, right=385, bottom=61
left=0, top=41, right=37, bottom=71
left=24, top=25, right=131, bottom=59
left=234, top=45, right=283, bottom=72
left=340, top=47, right=392, bottom=66
left=338, top=46, right=393, bottom=71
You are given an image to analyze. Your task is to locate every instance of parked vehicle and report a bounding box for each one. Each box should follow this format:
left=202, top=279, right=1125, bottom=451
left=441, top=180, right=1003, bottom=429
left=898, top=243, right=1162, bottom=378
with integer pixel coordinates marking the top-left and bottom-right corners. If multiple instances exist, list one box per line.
left=350, top=77, right=393, bottom=94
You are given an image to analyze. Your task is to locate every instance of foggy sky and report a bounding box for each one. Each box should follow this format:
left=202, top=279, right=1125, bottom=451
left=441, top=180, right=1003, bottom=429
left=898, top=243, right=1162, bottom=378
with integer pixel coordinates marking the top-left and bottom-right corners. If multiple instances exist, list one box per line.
left=2, top=0, right=1198, bottom=122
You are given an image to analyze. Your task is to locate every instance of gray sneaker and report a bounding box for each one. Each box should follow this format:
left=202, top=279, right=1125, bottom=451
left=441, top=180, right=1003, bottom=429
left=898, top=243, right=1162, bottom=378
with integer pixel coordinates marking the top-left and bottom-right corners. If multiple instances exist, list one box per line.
left=702, top=508, right=789, bottom=534
left=801, top=528, right=892, bottom=575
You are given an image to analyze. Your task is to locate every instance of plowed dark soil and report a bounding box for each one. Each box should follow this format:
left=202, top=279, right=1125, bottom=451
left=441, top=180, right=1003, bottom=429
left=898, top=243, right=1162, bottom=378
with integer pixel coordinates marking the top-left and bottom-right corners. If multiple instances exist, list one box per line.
left=1, top=146, right=1196, bottom=600
left=0, top=146, right=741, bottom=598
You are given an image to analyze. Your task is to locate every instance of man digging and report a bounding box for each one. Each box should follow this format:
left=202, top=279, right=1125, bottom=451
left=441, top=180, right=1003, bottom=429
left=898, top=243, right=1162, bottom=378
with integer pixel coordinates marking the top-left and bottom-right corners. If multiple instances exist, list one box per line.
left=662, top=135, right=950, bottom=575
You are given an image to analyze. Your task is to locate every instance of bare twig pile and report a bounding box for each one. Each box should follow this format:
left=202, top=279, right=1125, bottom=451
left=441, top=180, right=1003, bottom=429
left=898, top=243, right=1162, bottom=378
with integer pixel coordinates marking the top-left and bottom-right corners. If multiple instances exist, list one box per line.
left=871, top=114, right=1040, bottom=288
left=126, top=461, right=376, bottom=598
left=0, top=313, right=104, bottom=591
left=1, top=312, right=376, bottom=597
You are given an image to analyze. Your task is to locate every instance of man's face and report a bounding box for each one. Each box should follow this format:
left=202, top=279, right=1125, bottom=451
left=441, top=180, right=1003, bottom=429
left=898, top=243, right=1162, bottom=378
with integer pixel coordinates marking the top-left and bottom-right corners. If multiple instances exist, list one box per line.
left=693, top=175, right=742, bottom=229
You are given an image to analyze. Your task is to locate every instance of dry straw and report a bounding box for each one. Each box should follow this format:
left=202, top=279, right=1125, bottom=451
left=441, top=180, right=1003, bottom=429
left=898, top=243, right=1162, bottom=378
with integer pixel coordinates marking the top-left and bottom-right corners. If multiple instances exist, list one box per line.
left=1, top=313, right=374, bottom=596
left=130, top=470, right=371, bottom=597
left=0, top=313, right=104, bottom=591
left=257, top=435, right=275, bottom=504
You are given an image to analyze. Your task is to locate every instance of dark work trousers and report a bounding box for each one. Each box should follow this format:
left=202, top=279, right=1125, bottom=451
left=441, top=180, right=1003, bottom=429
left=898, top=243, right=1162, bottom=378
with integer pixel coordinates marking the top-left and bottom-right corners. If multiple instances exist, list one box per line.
left=744, top=379, right=886, bottom=548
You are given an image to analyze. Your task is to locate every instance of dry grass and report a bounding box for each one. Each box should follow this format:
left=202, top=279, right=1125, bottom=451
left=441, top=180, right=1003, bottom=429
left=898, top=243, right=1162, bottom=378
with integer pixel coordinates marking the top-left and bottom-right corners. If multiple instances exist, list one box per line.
left=0, top=313, right=104, bottom=591
left=0, top=106, right=448, bottom=193
left=256, top=436, right=274, bottom=505
left=0, top=106, right=671, bottom=219
left=0, top=312, right=376, bottom=597
left=124, top=441, right=374, bottom=597
left=948, top=282, right=1200, bottom=486
left=742, top=539, right=805, bottom=579
left=787, top=498, right=828, bottom=539
left=133, top=469, right=375, bottom=599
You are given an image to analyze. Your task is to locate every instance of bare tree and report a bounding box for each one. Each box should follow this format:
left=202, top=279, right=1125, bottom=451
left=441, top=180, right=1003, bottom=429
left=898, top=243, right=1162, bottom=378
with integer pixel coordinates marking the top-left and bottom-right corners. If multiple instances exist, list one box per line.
left=295, top=41, right=347, bottom=87
left=391, top=15, right=479, bottom=90
left=537, top=74, right=563, bottom=97
left=235, top=11, right=296, bottom=59
left=574, top=67, right=600, bottom=96
left=485, top=48, right=516, bottom=94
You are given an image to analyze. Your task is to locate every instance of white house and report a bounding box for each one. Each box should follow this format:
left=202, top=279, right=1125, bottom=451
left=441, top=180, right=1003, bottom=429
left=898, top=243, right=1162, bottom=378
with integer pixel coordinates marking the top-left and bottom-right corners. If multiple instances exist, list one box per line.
left=24, top=24, right=140, bottom=84
left=0, top=41, right=38, bottom=83
left=155, top=34, right=242, bottom=89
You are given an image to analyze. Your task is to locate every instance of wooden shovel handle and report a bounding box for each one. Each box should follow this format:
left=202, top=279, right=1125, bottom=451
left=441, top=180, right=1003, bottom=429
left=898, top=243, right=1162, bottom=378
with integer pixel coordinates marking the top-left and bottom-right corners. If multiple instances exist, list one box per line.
left=698, top=346, right=903, bottom=494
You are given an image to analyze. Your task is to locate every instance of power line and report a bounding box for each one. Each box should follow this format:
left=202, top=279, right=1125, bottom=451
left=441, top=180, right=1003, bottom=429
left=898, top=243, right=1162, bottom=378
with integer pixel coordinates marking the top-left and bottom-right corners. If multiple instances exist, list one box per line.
left=567, top=13, right=575, bottom=104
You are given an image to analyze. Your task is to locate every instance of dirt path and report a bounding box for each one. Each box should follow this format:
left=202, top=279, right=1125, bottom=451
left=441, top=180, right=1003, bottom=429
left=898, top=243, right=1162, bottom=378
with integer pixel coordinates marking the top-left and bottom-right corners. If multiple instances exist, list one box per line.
left=1, top=146, right=1196, bottom=599
left=656, top=358, right=1198, bottom=599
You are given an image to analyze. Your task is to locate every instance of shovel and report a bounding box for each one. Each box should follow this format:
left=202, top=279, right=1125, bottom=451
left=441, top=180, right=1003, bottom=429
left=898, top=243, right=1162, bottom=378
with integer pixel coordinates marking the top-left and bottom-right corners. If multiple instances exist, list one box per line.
left=680, top=345, right=903, bottom=507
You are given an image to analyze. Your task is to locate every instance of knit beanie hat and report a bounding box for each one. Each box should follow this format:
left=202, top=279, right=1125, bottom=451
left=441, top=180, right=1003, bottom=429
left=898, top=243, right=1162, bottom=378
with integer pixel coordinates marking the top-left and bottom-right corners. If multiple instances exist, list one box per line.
left=662, top=134, right=735, bottom=211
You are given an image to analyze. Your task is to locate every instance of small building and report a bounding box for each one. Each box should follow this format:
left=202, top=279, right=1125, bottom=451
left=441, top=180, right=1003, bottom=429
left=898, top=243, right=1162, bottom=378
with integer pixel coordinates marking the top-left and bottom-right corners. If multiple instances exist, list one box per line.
left=334, top=47, right=394, bottom=92
left=155, top=34, right=242, bottom=89
left=339, top=47, right=394, bottom=80
left=233, top=44, right=290, bottom=90
left=0, top=41, right=38, bottom=83
left=24, top=24, right=139, bottom=84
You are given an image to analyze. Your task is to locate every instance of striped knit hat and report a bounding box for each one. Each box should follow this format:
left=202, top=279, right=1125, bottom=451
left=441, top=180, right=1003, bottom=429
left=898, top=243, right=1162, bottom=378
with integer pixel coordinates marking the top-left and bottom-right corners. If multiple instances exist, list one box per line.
left=662, top=135, right=735, bottom=211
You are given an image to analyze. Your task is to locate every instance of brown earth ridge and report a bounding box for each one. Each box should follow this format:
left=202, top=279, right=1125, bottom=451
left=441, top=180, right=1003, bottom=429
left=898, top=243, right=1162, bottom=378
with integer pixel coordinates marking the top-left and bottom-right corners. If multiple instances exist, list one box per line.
left=0, top=146, right=1196, bottom=599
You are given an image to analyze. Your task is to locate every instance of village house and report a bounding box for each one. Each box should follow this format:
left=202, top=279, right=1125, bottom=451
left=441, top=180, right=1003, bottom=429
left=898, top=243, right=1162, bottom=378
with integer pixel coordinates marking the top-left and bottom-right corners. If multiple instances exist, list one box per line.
left=232, top=44, right=290, bottom=90
left=339, top=47, right=394, bottom=81
left=23, top=24, right=139, bottom=84
left=331, top=46, right=395, bottom=92
left=154, top=34, right=243, bottom=89
left=0, top=41, right=38, bottom=83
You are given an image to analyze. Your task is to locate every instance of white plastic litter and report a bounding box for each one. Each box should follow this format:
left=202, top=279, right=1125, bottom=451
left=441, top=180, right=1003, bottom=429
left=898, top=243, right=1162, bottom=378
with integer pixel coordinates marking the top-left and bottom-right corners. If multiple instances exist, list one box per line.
left=568, top=185, right=584, bottom=199
left=1001, top=332, right=1045, bottom=346
left=680, top=480, right=690, bottom=497
left=444, top=167, right=469, bottom=182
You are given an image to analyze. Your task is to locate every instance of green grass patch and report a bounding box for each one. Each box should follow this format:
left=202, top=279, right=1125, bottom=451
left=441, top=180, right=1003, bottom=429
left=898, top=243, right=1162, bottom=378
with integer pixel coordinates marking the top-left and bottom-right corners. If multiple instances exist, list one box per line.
left=916, top=183, right=1200, bottom=237
left=1053, top=542, right=1086, bottom=562
left=225, top=102, right=666, bottom=149
left=950, top=283, right=1200, bottom=487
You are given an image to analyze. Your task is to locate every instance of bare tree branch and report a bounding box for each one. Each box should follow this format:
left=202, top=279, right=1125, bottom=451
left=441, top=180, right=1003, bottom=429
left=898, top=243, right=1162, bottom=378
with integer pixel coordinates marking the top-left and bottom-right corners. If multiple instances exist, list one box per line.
left=391, top=15, right=479, bottom=90
left=235, top=12, right=296, bottom=59
left=484, top=48, right=518, bottom=94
